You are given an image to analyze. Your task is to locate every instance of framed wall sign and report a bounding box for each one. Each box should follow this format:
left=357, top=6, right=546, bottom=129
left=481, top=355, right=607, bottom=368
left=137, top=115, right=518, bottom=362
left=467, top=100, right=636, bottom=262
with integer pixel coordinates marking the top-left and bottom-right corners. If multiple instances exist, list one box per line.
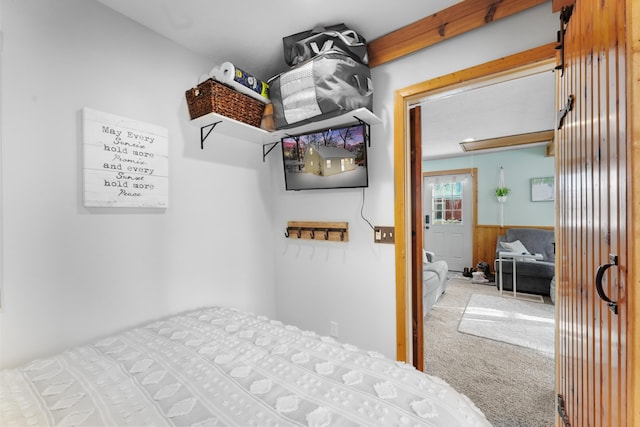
left=82, top=108, right=168, bottom=208
left=531, top=176, right=555, bottom=202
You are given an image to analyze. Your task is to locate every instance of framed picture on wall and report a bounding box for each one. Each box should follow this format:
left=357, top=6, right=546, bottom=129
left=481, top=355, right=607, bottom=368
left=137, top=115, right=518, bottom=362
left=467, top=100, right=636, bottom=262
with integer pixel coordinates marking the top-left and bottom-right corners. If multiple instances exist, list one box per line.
left=531, top=176, right=555, bottom=202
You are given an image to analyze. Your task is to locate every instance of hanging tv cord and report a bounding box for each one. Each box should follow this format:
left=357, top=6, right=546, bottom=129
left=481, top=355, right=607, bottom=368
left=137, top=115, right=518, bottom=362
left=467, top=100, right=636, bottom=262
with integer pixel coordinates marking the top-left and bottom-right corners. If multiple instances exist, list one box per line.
left=360, top=187, right=374, bottom=230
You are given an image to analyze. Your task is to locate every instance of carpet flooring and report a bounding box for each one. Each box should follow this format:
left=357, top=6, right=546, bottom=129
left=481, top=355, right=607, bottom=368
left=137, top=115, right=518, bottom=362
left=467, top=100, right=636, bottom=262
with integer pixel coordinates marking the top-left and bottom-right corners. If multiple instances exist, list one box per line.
left=424, top=277, right=555, bottom=427
left=458, top=293, right=555, bottom=356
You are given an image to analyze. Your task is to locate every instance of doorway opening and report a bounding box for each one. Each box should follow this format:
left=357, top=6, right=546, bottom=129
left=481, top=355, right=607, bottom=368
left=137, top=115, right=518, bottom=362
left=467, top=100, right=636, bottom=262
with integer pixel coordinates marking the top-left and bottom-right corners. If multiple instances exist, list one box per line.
left=393, top=45, right=556, bottom=366
left=395, top=47, right=558, bottom=424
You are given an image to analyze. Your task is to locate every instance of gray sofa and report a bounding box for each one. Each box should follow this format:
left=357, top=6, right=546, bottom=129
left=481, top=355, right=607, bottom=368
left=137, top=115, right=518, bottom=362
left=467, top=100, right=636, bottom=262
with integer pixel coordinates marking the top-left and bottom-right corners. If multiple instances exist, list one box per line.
left=423, top=251, right=448, bottom=316
left=494, top=228, right=555, bottom=296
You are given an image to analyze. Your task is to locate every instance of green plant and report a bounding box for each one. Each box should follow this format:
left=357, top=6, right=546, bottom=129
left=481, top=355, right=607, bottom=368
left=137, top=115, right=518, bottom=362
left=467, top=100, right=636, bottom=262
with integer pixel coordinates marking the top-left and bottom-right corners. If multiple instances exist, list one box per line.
left=495, top=187, right=510, bottom=197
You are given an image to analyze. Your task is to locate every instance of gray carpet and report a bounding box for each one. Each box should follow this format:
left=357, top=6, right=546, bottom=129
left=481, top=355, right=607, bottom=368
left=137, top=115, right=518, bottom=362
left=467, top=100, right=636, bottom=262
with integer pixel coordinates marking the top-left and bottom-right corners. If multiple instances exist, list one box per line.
left=424, top=277, right=555, bottom=427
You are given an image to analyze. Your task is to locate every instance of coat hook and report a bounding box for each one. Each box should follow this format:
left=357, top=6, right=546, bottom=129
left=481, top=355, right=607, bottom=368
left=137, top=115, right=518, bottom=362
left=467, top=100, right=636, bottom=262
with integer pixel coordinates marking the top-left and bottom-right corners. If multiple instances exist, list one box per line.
left=324, top=229, right=330, bottom=240
left=340, top=229, right=345, bottom=241
left=285, top=228, right=290, bottom=238
left=310, top=229, right=315, bottom=239
left=297, top=228, right=302, bottom=238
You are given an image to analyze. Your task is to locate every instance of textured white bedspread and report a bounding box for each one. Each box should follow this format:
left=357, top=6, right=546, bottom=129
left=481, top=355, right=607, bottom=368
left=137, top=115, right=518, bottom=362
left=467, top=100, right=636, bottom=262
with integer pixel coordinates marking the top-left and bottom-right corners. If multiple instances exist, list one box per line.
left=1, top=307, right=491, bottom=426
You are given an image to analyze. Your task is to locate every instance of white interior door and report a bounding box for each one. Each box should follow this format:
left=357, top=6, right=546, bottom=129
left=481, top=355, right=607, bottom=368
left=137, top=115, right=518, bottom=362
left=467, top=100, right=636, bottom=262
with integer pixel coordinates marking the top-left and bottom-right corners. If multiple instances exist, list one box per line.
left=423, top=173, right=473, bottom=271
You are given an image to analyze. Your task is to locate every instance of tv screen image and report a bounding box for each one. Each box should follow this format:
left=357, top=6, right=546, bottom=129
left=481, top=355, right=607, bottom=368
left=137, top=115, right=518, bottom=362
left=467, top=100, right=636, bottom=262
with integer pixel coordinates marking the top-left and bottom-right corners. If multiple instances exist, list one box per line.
left=281, top=123, right=369, bottom=191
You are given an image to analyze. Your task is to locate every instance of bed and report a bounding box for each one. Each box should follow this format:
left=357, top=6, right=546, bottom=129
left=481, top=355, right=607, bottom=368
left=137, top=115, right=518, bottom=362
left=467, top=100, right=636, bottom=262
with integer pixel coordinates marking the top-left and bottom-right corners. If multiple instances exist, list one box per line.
left=1, top=306, right=490, bottom=426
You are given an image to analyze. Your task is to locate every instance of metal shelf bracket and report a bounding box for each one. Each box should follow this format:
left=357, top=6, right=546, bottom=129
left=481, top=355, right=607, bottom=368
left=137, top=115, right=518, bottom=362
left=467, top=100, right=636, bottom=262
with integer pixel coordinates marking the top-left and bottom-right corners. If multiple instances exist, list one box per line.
left=353, top=115, right=372, bottom=147
left=200, top=120, right=222, bottom=149
left=262, top=141, right=281, bottom=162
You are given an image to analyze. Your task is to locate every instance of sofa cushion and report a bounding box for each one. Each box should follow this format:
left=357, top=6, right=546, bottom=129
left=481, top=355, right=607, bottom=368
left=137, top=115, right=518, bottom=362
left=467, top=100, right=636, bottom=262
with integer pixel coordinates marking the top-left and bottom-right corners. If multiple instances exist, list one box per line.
left=424, top=260, right=448, bottom=277
left=423, top=270, right=439, bottom=291
left=499, top=239, right=530, bottom=254
left=505, top=228, right=555, bottom=262
left=499, top=260, right=555, bottom=278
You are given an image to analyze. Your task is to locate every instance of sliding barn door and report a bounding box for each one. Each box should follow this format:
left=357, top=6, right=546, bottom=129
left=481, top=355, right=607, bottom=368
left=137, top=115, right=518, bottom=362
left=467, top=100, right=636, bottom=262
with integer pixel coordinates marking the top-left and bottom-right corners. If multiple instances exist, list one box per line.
left=555, top=0, right=628, bottom=425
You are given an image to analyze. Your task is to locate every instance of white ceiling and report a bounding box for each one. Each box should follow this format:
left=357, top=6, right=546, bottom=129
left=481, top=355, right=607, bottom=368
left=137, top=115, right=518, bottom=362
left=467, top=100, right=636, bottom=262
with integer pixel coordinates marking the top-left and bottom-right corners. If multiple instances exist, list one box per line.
left=96, top=0, right=555, bottom=159
left=96, top=0, right=462, bottom=80
left=420, top=69, right=556, bottom=159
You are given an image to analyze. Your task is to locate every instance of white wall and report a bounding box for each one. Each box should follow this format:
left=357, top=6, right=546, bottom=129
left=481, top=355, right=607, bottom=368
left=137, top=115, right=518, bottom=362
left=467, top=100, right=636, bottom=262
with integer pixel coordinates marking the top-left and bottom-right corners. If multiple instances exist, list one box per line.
left=424, top=146, right=556, bottom=226
left=0, top=0, right=277, bottom=368
left=271, top=2, right=558, bottom=359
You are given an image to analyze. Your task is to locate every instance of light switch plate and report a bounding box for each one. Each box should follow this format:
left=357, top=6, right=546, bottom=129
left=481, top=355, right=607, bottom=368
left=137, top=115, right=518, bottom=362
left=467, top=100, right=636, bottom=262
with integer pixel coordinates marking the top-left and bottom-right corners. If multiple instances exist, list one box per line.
left=374, top=226, right=395, bottom=244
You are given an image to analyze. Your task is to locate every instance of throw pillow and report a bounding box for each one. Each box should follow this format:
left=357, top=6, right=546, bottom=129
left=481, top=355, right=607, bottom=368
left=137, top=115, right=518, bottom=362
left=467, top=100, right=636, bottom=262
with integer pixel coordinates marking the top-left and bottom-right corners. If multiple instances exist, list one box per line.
left=500, top=239, right=530, bottom=254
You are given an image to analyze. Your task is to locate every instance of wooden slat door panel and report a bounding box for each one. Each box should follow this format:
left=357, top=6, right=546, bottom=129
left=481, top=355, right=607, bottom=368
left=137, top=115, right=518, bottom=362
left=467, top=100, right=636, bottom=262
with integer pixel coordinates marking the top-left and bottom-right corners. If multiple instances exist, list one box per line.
left=556, top=0, right=628, bottom=426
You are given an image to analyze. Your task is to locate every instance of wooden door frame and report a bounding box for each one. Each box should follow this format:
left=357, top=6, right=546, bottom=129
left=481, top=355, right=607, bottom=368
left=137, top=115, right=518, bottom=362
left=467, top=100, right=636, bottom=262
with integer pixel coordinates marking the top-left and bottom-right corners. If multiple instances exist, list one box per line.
left=393, top=44, right=556, bottom=364
left=409, top=107, right=423, bottom=370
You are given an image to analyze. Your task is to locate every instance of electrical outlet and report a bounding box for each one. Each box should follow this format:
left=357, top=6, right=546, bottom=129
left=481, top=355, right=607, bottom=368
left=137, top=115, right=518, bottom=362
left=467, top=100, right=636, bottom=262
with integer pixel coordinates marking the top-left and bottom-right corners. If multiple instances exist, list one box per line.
left=330, top=321, right=339, bottom=337
left=374, top=226, right=395, bottom=244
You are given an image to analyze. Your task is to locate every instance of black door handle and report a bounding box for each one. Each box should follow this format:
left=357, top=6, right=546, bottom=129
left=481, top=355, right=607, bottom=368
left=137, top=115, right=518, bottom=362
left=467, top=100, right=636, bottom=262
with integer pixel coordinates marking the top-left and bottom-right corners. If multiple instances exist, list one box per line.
left=595, top=254, right=619, bottom=315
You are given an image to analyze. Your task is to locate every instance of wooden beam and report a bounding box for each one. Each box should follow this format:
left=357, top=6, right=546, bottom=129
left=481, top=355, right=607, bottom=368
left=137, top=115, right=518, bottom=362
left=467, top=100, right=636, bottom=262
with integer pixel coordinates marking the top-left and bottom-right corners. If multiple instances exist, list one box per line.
left=459, top=130, right=555, bottom=152
left=368, top=0, right=549, bottom=68
left=552, top=0, right=575, bottom=13
left=546, top=140, right=555, bottom=157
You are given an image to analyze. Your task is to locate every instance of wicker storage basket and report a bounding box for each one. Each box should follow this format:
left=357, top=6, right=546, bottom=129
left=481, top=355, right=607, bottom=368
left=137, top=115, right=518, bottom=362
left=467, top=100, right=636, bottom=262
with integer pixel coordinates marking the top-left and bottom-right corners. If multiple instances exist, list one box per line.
left=185, top=79, right=265, bottom=127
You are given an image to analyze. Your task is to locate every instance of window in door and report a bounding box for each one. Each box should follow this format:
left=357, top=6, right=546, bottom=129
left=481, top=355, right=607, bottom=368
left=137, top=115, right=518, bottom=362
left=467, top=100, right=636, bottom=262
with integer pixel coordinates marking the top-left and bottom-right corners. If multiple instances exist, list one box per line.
left=432, top=181, right=463, bottom=224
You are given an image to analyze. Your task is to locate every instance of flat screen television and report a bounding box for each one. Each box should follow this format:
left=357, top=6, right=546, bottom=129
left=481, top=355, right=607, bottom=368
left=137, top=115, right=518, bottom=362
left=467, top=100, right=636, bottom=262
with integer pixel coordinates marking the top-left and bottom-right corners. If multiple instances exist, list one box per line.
left=281, top=123, right=369, bottom=191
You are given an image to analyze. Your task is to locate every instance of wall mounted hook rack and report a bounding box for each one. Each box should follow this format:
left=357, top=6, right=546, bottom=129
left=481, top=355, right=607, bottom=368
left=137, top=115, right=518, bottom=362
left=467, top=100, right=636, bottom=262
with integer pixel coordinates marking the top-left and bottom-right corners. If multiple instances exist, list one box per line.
left=285, top=221, right=349, bottom=242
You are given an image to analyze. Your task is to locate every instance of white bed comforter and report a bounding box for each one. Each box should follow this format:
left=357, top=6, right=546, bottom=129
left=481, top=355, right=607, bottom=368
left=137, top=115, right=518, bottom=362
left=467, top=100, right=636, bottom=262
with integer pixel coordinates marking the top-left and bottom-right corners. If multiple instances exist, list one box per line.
left=1, top=307, right=491, bottom=426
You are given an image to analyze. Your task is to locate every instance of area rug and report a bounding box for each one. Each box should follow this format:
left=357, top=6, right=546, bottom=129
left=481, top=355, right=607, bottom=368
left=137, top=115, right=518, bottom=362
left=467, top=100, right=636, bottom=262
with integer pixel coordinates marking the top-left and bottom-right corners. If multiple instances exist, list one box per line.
left=458, top=293, right=555, bottom=356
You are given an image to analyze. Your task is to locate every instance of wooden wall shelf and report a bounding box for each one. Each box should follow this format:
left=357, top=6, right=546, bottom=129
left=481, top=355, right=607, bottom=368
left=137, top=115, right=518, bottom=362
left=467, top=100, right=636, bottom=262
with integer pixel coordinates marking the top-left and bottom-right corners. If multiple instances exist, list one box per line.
left=191, top=108, right=381, bottom=157
left=285, top=221, right=349, bottom=242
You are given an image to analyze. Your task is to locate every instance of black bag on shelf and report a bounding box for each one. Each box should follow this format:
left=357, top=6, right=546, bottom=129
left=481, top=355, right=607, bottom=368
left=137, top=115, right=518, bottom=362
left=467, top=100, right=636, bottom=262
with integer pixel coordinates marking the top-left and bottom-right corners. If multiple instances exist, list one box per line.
left=269, top=51, right=373, bottom=129
left=283, top=23, right=368, bottom=66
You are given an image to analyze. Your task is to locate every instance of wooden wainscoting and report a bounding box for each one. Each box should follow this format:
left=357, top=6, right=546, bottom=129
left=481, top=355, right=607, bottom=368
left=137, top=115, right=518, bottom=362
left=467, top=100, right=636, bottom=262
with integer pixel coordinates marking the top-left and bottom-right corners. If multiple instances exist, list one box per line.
left=474, top=224, right=554, bottom=271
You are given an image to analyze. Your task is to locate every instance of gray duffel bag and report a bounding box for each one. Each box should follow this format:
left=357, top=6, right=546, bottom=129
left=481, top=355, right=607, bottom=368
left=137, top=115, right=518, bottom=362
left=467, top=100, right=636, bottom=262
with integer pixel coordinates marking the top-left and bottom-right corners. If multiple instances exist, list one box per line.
left=268, top=51, right=373, bottom=130
left=283, top=23, right=369, bottom=66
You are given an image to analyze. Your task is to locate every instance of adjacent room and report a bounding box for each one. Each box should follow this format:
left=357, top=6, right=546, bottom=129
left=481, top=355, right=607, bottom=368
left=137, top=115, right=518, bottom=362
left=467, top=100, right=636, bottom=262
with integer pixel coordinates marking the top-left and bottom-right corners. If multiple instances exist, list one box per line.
left=414, top=61, right=557, bottom=425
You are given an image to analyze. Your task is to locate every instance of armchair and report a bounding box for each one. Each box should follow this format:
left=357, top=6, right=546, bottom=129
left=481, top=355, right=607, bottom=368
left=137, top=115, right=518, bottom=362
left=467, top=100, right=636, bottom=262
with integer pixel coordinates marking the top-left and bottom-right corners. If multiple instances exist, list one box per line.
left=494, top=228, right=555, bottom=296
left=423, top=250, right=449, bottom=316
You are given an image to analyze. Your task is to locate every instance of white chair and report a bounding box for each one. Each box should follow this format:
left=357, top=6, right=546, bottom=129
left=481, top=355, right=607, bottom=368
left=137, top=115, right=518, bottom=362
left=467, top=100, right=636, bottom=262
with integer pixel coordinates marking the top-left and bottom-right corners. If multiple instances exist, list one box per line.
left=423, top=250, right=449, bottom=316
